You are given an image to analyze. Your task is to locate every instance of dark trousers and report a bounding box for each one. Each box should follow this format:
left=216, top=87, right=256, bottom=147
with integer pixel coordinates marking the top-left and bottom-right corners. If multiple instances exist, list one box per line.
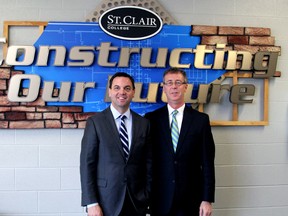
left=151, top=195, right=200, bottom=216
left=119, top=192, right=146, bottom=216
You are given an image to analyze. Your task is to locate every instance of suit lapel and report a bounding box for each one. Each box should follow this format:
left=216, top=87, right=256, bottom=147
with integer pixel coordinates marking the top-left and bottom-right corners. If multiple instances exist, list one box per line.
left=159, top=106, right=176, bottom=155
left=176, top=105, right=192, bottom=153
left=103, top=108, right=127, bottom=160
left=130, top=111, right=137, bottom=155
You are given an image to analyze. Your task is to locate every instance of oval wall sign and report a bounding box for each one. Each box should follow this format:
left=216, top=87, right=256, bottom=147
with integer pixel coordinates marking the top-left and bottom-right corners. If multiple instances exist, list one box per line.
left=99, top=6, right=163, bottom=40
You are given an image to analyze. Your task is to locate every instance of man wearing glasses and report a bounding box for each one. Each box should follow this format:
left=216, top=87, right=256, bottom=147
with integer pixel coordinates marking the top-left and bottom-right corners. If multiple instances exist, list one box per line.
left=145, top=67, right=215, bottom=216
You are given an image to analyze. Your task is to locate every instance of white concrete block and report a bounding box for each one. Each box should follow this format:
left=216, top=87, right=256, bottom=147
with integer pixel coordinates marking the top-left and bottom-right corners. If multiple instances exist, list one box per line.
left=61, top=168, right=81, bottom=190
left=214, top=207, right=288, bottom=216
left=216, top=164, right=288, bottom=187
left=62, top=213, right=86, bottom=216
left=0, top=145, right=38, bottom=168
left=0, top=169, right=14, bottom=190
left=0, top=129, right=15, bottom=145
left=215, top=186, right=288, bottom=208
left=0, top=192, right=38, bottom=213
left=15, top=129, right=61, bottom=145
left=61, top=129, right=84, bottom=145
left=16, top=168, right=60, bottom=190
left=39, top=191, right=83, bottom=213
left=40, top=145, right=80, bottom=167
left=215, top=143, right=288, bottom=165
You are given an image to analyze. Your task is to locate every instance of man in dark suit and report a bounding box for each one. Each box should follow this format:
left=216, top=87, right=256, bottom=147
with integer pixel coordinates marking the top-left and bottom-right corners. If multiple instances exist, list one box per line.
left=145, top=67, right=215, bottom=216
left=80, top=72, right=152, bottom=216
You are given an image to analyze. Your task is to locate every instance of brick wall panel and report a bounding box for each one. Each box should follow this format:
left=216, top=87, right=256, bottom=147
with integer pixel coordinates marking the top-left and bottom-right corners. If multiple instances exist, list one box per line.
left=0, top=24, right=281, bottom=129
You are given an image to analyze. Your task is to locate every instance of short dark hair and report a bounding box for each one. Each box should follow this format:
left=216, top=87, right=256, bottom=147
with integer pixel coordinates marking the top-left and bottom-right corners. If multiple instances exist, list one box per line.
left=109, top=72, right=135, bottom=89
left=163, top=67, right=188, bottom=83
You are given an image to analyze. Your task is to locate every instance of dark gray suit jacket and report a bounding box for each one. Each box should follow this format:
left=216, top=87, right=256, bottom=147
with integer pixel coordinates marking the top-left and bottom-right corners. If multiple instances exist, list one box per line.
left=145, top=105, right=215, bottom=215
left=80, top=107, right=152, bottom=216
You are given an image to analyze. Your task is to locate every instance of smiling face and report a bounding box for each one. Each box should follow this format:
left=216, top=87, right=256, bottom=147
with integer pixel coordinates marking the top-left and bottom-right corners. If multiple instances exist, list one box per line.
left=109, top=76, right=135, bottom=114
left=163, top=71, right=188, bottom=109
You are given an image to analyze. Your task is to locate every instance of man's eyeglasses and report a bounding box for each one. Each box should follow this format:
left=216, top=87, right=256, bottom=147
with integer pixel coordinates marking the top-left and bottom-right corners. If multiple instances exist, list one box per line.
left=163, top=80, right=187, bottom=87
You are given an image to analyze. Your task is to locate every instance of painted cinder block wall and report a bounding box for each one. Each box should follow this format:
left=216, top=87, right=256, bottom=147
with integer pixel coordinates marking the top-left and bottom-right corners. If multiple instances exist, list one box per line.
left=0, top=0, right=288, bottom=215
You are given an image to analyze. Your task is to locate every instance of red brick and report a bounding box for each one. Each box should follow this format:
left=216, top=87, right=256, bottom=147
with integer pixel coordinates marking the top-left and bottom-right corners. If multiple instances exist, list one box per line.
left=0, top=67, right=11, bottom=79
left=44, top=112, right=61, bottom=119
left=0, top=96, right=19, bottom=106
left=74, top=112, right=95, bottom=121
left=37, top=106, right=59, bottom=112
left=201, top=36, right=227, bottom=45
left=228, top=36, right=249, bottom=45
left=11, top=106, right=35, bottom=112
left=234, top=45, right=260, bottom=55
left=59, top=106, right=83, bottom=112
left=0, top=121, right=8, bottom=128
left=63, top=123, right=77, bottom=128
left=78, top=121, right=87, bottom=129
left=45, top=120, right=61, bottom=128
left=5, top=112, right=26, bottom=120
left=249, top=36, right=275, bottom=46
left=26, top=113, right=43, bottom=120
left=219, top=26, right=244, bottom=35
left=23, top=97, right=46, bottom=107
left=9, top=121, right=44, bottom=129
left=0, top=80, right=6, bottom=90
left=245, top=27, right=271, bottom=36
left=0, top=107, right=11, bottom=112
left=62, top=113, right=75, bottom=123
left=191, top=25, right=217, bottom=35
left=0, top=113, right=4, bottom=119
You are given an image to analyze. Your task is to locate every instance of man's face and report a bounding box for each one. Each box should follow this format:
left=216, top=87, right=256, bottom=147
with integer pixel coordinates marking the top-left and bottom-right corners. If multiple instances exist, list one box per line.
left=163, top=72, right=188, bottom=106
left=109, top=76, right=135, bottom=113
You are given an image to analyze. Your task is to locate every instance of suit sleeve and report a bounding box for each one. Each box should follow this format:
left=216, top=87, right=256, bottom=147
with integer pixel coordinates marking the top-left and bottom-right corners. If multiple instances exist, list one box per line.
left=201, top=114, right=216, bottom=202
left=80, top=117, right=99, bottom=206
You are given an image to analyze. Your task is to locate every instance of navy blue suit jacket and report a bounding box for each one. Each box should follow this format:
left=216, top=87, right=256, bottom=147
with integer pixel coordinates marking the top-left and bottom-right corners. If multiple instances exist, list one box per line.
left=145, top=105, right=215, bottom=215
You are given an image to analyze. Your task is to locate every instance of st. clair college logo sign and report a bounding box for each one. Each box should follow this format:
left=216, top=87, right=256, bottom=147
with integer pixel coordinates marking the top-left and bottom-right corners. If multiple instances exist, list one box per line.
left=0, top=6, right=281, bottom=128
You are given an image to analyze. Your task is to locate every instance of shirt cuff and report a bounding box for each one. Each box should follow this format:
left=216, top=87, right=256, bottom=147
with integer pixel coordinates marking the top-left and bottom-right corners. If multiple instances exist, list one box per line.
left=87, top=203, right=98, bottom=208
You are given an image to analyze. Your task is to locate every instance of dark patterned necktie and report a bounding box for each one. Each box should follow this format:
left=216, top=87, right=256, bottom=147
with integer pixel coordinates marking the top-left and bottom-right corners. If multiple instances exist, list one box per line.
left=119, top=115, right=129, bottom=160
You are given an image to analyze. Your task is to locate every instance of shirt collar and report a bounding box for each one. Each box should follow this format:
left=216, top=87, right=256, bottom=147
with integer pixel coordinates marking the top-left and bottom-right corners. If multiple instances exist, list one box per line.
left=167, top=104, right=185, bottom=116
left=110, top=105, right=131, bottom=120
